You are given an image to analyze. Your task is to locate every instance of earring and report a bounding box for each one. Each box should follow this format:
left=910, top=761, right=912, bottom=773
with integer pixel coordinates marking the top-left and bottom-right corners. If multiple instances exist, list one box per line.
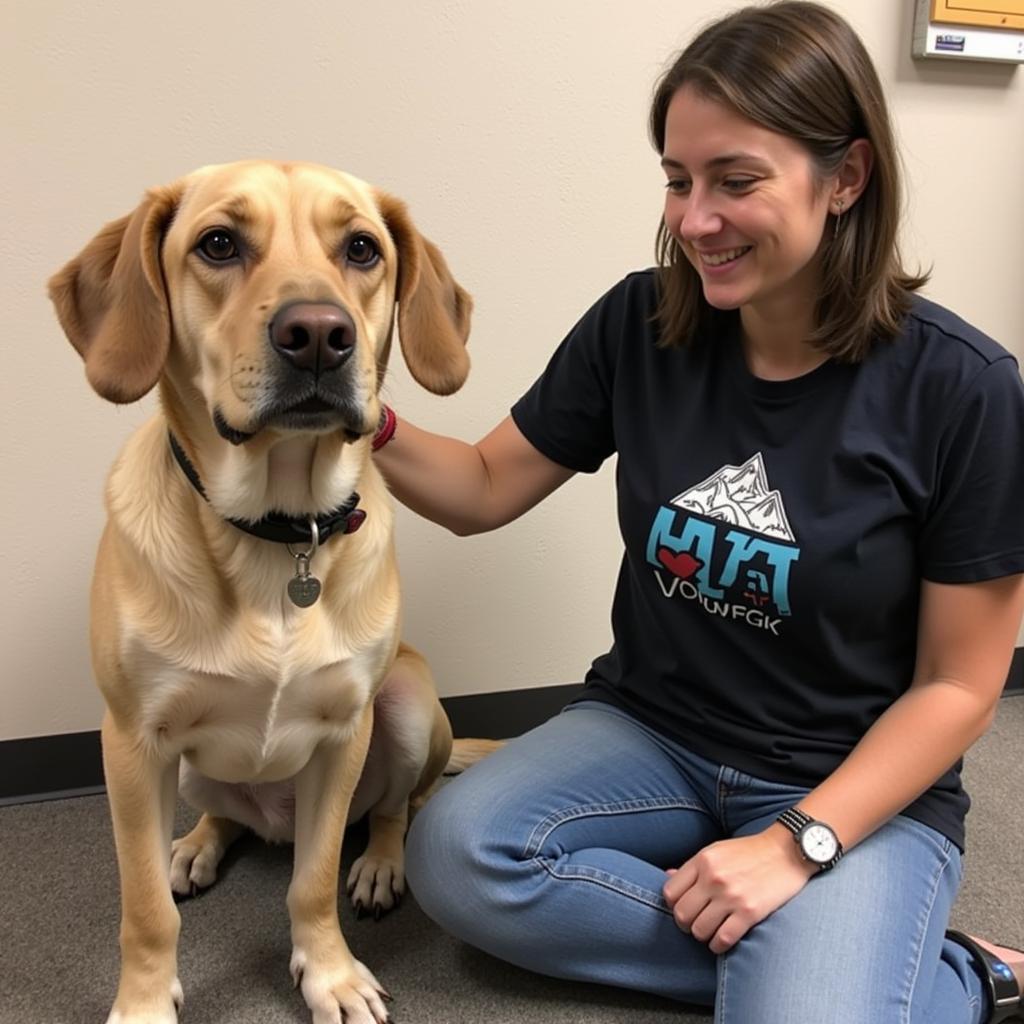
left=833, top=199, right=845, bottom=240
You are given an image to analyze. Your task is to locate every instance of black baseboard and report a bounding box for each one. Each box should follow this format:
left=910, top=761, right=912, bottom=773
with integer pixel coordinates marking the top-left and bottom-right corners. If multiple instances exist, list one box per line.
left=441, top=682, right=582, bottom=740
left=3, top=650, right=1021, bottom=807
left=0, top=683, right=582, bottom=807
left=0, top=730, right=105, bottom=804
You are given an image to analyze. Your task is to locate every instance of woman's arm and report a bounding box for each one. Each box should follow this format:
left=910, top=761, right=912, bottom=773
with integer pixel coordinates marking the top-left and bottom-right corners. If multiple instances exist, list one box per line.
left=373, top=413, right=576, bottom=536
left=792, top=573, right=1024, bottom=847
left=664, top=572, right=1024, bottom=953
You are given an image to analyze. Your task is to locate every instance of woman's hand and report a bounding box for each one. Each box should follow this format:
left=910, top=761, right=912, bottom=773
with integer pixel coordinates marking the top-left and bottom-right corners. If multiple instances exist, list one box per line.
left=663, top=826, right=817, bottom=954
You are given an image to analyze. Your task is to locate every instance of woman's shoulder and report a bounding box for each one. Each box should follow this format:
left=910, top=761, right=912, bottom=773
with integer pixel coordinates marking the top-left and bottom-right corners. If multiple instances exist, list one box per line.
left=865, top=295, right=1023, bottom=422
left=618, top=266, right=658, bottom=288
left=901, top=295, right=1017, bottom=370
left=596, top=267, right=659, bottom=308
left=568, top=268, right=661, bottom=348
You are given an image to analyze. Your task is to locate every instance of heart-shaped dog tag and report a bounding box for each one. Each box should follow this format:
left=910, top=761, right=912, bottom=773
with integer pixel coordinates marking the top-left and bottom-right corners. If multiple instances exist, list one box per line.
left=287, top=573, right=322, bottom=607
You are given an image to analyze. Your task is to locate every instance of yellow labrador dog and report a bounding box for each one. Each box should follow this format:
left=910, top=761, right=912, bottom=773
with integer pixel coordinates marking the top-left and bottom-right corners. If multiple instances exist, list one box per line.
left=49, top=160, right=478, bottom=1024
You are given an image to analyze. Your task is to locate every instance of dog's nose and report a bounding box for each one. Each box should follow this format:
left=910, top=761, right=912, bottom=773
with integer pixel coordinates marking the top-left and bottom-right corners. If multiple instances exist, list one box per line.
left=269, top=302, right=356, bottom=374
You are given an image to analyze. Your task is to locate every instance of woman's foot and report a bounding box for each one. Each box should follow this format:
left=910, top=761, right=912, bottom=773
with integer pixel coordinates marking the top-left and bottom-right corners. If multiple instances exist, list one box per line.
left=946, top=930, right=1023, bottom=1023
left=971, top=936, right=1024, bottom=992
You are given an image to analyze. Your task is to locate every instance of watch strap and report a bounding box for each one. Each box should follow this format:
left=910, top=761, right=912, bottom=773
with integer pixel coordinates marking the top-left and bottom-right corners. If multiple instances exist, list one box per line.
left=777, top=807, right=813, bottom=835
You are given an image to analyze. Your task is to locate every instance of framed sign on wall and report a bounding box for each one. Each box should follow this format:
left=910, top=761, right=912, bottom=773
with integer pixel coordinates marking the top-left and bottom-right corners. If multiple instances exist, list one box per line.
left=931, top=0, right=1024, bottom=29
left=913, top=0, right=1024, bottom=61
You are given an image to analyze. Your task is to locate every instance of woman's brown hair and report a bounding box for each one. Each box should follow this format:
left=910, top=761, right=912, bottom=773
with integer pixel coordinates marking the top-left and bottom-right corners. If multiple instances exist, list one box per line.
left=650, top=1, right=927, bottom=359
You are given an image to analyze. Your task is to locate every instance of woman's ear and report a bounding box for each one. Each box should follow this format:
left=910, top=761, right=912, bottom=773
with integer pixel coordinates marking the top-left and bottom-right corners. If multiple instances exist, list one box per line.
left=47, top=182, right=182, bottom=403
left=376, top=191, right=472, bottom=396
left=831, top=138, right=873, bottom=213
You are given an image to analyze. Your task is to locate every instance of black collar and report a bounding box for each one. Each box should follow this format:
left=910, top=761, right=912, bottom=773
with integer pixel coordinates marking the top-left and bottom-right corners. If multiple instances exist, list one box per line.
left=168, top=432, right=366, bottom=545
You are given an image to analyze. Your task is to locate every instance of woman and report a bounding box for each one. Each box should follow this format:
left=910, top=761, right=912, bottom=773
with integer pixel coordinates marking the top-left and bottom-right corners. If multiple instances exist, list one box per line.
left=373, top=3, right=1024, bottom=1021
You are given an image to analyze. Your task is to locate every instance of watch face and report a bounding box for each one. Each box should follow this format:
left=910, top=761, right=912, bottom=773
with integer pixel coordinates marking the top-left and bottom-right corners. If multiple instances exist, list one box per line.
left=801, top=823, right=838, bottom=864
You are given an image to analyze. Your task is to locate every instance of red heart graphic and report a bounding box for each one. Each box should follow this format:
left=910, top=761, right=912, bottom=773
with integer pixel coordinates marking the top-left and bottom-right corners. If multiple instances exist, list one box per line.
left=657, top=548, right=702, bottom=579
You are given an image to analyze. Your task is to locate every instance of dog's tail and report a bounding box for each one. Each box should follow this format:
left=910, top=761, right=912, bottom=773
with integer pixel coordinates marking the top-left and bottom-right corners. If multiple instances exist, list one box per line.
left=411, top=737, right=506, bottom=815
left=444, top=737, right=506, bottom=775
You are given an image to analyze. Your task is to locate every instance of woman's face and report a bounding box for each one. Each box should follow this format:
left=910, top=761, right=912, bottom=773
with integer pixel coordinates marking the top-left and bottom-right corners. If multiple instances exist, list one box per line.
left=661, top=85, right=835, bottom=324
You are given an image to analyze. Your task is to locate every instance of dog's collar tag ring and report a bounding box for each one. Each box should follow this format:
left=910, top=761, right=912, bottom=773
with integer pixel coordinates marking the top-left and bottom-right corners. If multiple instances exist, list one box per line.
left=286, top=518, right=322, bottom=608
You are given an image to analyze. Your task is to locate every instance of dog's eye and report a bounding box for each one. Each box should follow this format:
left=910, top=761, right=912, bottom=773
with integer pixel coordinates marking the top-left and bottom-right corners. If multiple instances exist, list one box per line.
left=346, top=234, right=380, bottom=268
left=197, top=229, right=239, bottom=263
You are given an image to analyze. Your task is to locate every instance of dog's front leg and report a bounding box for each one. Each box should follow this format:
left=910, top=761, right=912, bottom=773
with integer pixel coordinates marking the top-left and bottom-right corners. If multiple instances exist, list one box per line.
left=101, top=711, right=183, bottom=1024
left=289, top=704, right=390, bottom=1024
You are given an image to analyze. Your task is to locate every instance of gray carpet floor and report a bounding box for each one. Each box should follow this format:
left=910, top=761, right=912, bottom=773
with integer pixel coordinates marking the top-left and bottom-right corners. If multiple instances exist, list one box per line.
left=2, top=697, right=1021, bottom=1024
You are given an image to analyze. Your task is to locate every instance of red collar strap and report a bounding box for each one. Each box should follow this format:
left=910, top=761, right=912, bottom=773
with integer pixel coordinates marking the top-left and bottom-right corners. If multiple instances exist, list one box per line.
left=371, top=404, right=398, bottom=451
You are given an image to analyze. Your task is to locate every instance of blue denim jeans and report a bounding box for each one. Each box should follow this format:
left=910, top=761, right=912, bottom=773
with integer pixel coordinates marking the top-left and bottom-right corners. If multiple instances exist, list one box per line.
left=406, top=701, right=991, bottom=1023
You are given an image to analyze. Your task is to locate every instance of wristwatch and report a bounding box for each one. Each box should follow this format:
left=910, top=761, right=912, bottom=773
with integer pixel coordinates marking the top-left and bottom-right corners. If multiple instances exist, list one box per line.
left=776, top=807, right=844, bottom=871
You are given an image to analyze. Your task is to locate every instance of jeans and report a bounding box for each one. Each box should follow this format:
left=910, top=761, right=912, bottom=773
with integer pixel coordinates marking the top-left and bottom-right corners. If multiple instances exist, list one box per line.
left=406, top=701, right=991, bottom=1023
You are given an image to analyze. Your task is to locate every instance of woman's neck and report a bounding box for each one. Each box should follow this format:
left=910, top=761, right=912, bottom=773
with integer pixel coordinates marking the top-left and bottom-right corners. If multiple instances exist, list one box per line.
left=739, top=304, right=827, bottom=382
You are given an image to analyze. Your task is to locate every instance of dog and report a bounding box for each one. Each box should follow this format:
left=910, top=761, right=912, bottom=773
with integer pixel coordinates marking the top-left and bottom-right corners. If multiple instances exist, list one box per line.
left=48, top=160, right=488, bottom=1024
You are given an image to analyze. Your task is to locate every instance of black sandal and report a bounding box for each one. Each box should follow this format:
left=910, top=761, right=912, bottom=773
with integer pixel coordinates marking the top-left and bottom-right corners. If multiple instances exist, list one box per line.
left=946, top=930, right=1023, bottom=1023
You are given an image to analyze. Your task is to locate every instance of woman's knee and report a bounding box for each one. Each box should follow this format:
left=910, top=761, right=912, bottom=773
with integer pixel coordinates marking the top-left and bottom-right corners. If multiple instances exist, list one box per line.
left=717, top=817, right=962, bottom=1024
left=405, top=770, right=522, bottom=932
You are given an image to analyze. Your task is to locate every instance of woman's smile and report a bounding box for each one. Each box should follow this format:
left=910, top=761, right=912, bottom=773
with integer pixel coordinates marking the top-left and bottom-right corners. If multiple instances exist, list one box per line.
left=693, top=245, right=755, bottom=271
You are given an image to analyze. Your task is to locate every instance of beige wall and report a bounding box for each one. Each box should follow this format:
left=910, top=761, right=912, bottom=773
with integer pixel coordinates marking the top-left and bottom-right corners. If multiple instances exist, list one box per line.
left=4, top=1, right=1022, bottom=741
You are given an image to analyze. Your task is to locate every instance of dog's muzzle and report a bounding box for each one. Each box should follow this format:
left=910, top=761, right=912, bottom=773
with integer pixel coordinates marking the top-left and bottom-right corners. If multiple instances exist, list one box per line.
left=213, top=301, right=368, bottom=444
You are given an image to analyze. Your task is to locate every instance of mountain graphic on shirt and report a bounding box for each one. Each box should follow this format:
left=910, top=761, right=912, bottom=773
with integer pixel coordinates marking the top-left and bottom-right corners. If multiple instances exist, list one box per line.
left=670, top=453, right=795, bottom=542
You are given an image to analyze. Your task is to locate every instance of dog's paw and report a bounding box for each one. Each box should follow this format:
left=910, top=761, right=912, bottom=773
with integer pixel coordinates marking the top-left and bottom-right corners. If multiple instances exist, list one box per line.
left=290, top=948, right=390, bottom=1024
left=105, top=977, right=183, bottom=1023
left=346, top=854, right=405, bottom=919
left=170, top=835, right=221, bottom=896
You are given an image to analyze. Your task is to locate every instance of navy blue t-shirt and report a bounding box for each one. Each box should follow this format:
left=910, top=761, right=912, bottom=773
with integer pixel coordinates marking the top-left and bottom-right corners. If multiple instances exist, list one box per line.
left=511, top=269, right=1024, bottom=850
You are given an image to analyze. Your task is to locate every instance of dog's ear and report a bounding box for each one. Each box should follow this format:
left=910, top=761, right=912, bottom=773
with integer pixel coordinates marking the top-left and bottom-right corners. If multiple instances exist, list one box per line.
left=47, top=183, right=182, bottom=403
left=377, top=192, right=471, bottom=395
